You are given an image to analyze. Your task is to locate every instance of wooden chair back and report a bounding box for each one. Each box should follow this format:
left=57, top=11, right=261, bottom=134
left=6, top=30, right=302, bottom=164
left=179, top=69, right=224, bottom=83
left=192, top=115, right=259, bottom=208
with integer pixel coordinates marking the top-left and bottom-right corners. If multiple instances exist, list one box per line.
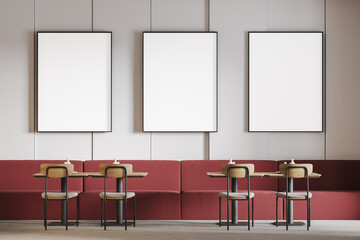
left=99, top=164, right=133, bottom=178
left=221, top=163, right=254, bottom=178
left=280, top=164, right=313, bottom=178
left=40, top=164, right=73, bottom=178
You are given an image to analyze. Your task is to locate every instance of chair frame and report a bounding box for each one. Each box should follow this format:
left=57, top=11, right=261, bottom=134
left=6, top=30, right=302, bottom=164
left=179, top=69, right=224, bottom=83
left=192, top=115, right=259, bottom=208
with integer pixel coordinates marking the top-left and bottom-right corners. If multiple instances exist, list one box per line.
left=100, top=165, right=136, bottom=231
left=219, top=165, right=254, bottom=231
left=44, top=166, right=79, bottom=231
left=276, top=165, right=311, bottom=231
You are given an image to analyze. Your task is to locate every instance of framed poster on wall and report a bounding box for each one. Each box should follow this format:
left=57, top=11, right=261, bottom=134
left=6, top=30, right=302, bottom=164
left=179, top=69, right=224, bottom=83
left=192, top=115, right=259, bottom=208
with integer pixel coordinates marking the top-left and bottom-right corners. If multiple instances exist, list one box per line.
left=37, top=32, right=112, bottom=132
left=248, top=31, right=323, bottom=132
left=143, top=32, right=218, bottom=132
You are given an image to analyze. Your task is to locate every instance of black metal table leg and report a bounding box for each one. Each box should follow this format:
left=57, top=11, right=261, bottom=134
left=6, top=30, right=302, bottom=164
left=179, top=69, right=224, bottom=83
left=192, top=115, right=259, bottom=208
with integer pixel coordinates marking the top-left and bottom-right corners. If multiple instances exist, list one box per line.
left=272, top=177, right=305, bottom=226
left=288, top=178, right=293, bottom=225
left=231, top=178, right=238, bottom=224
left=219, top=177, right=249, bottom=226
left=117, top=178, right=123, bottom=225
left=104, top=177, right=134, bottom=227
left=47, top=178, right=77, bottom=226
left=61, top=178, right=66, bottom=225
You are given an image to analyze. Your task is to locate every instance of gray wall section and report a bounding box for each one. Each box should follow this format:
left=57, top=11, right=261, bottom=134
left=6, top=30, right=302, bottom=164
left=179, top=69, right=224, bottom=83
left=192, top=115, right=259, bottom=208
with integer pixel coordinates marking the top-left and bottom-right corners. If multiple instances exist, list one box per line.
left=151, top=0, right=207, bottom=31
left=268, top=0, right=325, bottom=30
left=0, top=0, right=359, bottom=161
left=150, top=0, right=208, bottom=160
left=209, top=0, right=268, bottom=160
left=34, top=0, right=92, bottom=160
left=326, top=0, right=360, bottom=160
left=0, top=0, right=34, bottom=159
left=92, top=0, right=151, bottom=160
left=266, top=0, right=326, bottom=160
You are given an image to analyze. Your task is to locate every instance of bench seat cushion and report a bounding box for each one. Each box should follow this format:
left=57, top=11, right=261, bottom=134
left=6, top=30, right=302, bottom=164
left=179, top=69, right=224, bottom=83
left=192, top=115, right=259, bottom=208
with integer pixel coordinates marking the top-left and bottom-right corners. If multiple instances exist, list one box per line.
left=289, top=191, right=360, bottom=220
left=181, top=190, right=281, bottom=220
left=79, top=191, right=181, bottom=220
left=0, top=191, right=79, bottom=220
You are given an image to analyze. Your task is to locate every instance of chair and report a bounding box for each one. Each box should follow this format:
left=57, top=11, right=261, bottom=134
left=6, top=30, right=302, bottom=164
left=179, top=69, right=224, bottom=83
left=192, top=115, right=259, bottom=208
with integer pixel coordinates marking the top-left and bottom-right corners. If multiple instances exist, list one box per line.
left=41, top=165, right=79, bottom=231
left=219, top=164, right=255, bottom=230
left=99, top=165, right=136, bottom=230
left=276, top=165, right=312, bottom=230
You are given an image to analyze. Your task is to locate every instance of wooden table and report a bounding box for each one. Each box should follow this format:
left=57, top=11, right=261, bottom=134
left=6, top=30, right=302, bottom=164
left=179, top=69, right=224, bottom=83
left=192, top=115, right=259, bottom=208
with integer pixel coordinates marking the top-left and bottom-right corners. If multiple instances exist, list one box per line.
left=89, top=171, right=148, bottom=225
left=33, top=172, right=90, bottom=226
left=264, top=171, right=321, bottom=226
left=207, top=172, right=264, bottom=225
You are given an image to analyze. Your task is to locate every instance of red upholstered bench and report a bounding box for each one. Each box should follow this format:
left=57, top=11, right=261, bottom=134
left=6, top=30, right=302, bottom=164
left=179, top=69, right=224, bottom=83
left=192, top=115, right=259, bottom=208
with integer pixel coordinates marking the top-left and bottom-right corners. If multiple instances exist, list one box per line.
left=80, top=160, right=181, bottom=220
left=2, top=159, right=359, bottom=221
left=278, top=160, right=360, bottom=220
left=180, top=160, right=281, bottom=220
left=0, top=160, right=83, bottom=220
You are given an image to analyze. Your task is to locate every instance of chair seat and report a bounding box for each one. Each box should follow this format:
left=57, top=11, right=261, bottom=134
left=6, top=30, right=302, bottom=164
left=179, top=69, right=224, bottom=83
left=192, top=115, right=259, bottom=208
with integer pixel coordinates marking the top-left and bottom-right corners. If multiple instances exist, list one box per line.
left=219, top=192, right=255, bottom=199
left=99, top=192, right=135, bottom=200
left=41, top=192, right=78, bottom=200
left=276, top=192, right=312, bottom=199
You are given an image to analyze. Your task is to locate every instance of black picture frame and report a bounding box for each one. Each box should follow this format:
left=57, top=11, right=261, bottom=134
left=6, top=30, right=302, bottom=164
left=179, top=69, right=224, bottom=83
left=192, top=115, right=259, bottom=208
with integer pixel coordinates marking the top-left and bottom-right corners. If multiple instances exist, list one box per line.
left=142, top=31, right=219, bottom=133
left=36, top=31, right=112, bottom=133
left=247, top=31, right=324, bottom=133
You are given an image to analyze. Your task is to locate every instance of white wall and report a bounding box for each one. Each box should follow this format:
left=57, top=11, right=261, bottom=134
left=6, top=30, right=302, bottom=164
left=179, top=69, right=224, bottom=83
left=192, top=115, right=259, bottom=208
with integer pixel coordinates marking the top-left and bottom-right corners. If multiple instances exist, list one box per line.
left=0, top=0, right=34, bottom=159
left=92, top=0, right=151, bottom=160
left=0, top=0, right=359, bottom=160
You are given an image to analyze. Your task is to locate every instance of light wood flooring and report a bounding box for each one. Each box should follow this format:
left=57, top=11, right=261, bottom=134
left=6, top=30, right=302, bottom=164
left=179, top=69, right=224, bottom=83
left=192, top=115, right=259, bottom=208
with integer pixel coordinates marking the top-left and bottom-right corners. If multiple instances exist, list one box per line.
left=0, top=220, right=359, bottom=240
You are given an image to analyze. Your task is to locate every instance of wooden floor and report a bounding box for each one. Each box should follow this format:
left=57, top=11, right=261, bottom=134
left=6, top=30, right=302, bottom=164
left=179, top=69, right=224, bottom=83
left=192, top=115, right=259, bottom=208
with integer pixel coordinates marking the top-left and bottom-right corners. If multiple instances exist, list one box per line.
left=0, top=220, right=359, bottom=240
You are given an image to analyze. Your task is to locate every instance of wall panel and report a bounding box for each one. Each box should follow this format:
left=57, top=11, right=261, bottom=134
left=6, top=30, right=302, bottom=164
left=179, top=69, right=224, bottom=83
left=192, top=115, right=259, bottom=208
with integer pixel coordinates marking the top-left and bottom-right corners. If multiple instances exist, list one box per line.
left=209, top=0, right=268, bottom=160
left=0, top=0, right=34, bottom=159
left=1, top=0, right=360, bottom=162
left=326, top=0, right=360, bottom=160
left=266, top=0, right=325, bottom=160
left=92, top=0, right=151, bottom=160
left=34, top=0, right=92, bottom=160
left=150, top=0, right=207, bottom=160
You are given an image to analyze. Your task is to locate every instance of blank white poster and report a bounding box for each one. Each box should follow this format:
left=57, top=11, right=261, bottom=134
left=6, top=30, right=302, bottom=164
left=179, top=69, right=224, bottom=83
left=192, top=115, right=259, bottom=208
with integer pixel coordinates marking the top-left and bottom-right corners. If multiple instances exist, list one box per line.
left=248, top=32, right=323, bottom=132
left=37, top=32, right=112, bottom=132
left=143, top=32, right=217, bottom=132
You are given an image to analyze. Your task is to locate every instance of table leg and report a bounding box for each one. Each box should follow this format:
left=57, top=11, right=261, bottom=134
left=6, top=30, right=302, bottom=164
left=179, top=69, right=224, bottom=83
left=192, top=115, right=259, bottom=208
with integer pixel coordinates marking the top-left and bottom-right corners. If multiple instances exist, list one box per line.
left=288, top=178, right=293, bottom=224
left=49, top=177, right=75, bottom=226
left=116, top=178, right=123, bottom=225
left=273, top=177, right=305, bottom=226
left=231, top=178, right=238, bottom=224
left=61, top=178, right=66, bottom=224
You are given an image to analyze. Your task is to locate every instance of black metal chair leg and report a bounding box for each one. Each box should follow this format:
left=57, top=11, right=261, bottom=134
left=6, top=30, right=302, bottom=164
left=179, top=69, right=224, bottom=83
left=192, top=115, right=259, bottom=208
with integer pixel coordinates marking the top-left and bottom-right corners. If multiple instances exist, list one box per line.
left=252, top=197, right=254, bottom=227
left=248, top=198, right=250, bottom=231
left=66, top=199, right=68, bottom=231
left=133, top=197, right=136, bottom=227
left=219, top=197, right=221, bottom=227
left=226, top=199, right=229, bottom=231
left=100, top=199, right=103, bottom=227
left=125, top=199, right=127, bottom=231
left=309, top=198, right=311, bottom=227
left=76, top=196, right=79, bottom=227
left=282, top=198, right=285, bottom=220
left=286, top=199, right=289, bottom=231
left=44, top=199, right=47, bottom=230
left=104, top=199, right=107, bottom=231
left=307, top=198, right=310, bottom=231
left=276, top=196, right=279, bottom=227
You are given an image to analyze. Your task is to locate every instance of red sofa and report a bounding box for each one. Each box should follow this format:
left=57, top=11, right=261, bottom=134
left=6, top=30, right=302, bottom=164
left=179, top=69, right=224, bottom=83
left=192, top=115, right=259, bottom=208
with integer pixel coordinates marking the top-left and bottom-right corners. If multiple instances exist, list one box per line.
left=0, top=160, right=83, bottom=220
left=1, top=159, right=360, bottom=221
left=79, top=160, right=181, bottom=220
left=181, top=160, right=281, bottom=220
left=277, top=160, right=360, bottom=220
